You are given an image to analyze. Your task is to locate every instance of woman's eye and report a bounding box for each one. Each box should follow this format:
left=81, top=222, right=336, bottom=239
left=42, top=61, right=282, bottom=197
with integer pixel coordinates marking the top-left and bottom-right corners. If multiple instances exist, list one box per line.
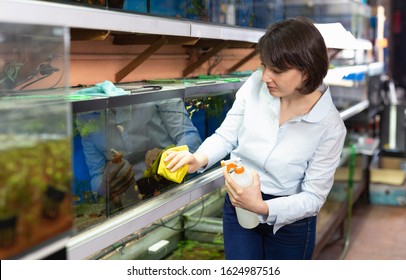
left=271, top=65, right=283, bottom=72
left=261, top=64, right=283, bottom=74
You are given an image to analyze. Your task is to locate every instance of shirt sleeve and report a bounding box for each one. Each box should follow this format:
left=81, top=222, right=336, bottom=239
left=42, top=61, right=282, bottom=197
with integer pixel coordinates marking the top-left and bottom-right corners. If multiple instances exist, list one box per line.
left=196, top=71, right=262, bottom=171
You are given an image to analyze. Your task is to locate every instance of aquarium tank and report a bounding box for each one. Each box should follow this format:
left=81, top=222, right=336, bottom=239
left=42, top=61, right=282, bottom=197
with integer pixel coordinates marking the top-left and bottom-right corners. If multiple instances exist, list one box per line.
left=40, top=0, right=285, bottom=29
left=68, top=77, right=238, bottom=238
left=0, top=22, right=73, bottom=259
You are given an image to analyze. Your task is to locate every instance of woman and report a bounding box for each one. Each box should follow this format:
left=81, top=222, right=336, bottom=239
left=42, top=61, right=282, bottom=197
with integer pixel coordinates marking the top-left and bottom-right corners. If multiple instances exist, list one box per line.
left=165, top=17, right=346, bottom=260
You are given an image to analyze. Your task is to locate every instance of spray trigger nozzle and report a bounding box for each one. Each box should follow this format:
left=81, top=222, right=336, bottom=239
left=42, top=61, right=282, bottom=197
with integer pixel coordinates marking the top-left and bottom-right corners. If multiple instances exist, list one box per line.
left=220, top=158, right=245, bottom=174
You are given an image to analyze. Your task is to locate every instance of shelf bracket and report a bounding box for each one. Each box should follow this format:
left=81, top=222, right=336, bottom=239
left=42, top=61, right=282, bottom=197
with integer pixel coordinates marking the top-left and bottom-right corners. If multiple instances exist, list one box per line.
left=115, top=35, right=168, bottom=83
left=183, top=40, right=229, bottom=77
left=227, top=48, right=257, bottom=73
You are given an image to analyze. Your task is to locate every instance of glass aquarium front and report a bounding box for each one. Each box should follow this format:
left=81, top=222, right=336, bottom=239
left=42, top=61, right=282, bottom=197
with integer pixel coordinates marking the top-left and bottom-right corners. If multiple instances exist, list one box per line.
left=0, top=23, right=68, bottom=94
left=71, top=85, right=236, bottom=233
left=0, top=22, right=72, bottom=259
left=124, top=0, right=285, bottom=29
left=284, top=0, right=371, bottom=40
left=0, top=99, right=73, bottom=259
left=40, top=0, right=284, bottom=29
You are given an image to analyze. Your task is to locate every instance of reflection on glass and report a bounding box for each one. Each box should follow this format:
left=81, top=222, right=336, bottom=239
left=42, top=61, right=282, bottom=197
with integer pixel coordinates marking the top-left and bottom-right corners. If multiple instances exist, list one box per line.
left=72, top=109, right=107, bottom=232
left=74, top=98, right=202, bottom=229
left=0, top=23, right=67, bottom=94
left=72, top=91, right=237, bottom=233
left=108, top=98, right=202, bottom=208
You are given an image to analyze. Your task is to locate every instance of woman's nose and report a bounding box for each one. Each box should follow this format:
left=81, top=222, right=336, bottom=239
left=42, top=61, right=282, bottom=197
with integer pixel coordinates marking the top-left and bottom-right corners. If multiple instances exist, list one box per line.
left=262, top=68, right=274, bottom=82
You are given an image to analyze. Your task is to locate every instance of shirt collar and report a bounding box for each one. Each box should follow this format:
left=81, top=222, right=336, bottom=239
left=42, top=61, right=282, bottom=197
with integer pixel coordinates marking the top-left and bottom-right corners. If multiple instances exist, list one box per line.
left=260, top=81, right=333, bottom=123
left=302, top=84, right=333, bottom=123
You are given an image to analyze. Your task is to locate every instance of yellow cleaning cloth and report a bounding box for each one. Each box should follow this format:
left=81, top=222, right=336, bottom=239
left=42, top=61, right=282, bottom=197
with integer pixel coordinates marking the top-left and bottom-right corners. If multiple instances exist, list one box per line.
left=158, top=145, right=189, bottom=183
left=143, top=145, right=174, bottom=180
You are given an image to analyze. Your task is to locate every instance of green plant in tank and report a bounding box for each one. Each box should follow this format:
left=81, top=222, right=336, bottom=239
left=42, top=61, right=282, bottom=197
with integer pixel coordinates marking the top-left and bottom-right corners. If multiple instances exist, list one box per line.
left=0, top=60, right=24, bottom=90
left=0, top=138, right=71, bottom=220
left=74, top=112, right=105, bottom=137
left=168, top=240, right=224, bottom=260
left=212, top=232, right=224, bottom=245
left=188, top=0, right=209, bottom=21
left=0, top=173, right=27, bottom=220
left=0, top=142, right=35, bottom=220
left=42, top=139, right=72, bottom=192
left=186, top=96, right=226, bottom=119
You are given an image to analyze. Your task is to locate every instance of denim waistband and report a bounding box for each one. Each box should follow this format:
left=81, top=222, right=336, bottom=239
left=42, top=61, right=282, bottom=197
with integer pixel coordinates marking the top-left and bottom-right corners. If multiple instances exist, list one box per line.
left=261, top=192, right=287, bottom=200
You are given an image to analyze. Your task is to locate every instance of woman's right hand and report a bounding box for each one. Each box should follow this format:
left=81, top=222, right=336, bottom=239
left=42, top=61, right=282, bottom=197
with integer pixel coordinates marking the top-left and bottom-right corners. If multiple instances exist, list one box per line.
left=164, top=150, right=208, bottom=174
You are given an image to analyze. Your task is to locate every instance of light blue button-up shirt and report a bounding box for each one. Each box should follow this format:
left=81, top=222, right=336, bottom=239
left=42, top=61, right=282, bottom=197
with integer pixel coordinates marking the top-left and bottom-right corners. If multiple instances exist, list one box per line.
left=197, top=70, right=347, bottom=233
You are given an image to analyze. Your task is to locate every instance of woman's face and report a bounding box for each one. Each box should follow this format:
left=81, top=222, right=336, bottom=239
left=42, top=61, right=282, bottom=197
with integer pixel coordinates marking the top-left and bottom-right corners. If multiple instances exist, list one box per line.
left=261, top=65, right=306, bottom=98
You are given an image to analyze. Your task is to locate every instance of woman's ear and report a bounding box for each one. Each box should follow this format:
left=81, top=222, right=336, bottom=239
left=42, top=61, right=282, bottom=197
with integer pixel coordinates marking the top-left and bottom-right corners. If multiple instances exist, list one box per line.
left=301, top=71, right=308, bottom=83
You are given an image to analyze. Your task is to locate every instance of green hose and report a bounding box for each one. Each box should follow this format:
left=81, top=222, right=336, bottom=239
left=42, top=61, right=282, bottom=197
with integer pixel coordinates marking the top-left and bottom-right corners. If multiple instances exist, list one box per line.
left=339, top=144, right=357, bottom=260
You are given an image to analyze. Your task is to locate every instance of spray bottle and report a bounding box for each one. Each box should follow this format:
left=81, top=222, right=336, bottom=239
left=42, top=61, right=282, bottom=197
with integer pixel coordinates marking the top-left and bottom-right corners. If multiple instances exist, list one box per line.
left=221, top=158, right=260, bottom=229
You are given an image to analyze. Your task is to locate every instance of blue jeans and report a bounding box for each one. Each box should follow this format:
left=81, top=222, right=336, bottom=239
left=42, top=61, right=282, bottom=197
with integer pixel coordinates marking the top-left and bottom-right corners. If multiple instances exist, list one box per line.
left=223, top=193, right=317, bottom=260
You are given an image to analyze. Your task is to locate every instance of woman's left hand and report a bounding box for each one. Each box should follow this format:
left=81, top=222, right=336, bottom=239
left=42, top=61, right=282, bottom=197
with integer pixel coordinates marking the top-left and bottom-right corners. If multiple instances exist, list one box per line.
left=223, top=169, right=269, bottom=216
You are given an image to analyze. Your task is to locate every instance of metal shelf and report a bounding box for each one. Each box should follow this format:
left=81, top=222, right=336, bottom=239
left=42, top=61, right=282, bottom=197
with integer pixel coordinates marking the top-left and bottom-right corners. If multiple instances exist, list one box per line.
left=0, top=0, right=190, bottom=37
left=71, top=97, right=108, bottom=114
left=0, top=0, right=367, bottom=49
left=0, top=0, right=263, bottom=42
left=18, top=232, right=72, bottom=260
left=185, top=80, right=245, bottom=97
left=108, top=86, right=184, bottom=108
left=190, top=22, right=264, bottom=43
left=339, top=100, right=369, bottom=121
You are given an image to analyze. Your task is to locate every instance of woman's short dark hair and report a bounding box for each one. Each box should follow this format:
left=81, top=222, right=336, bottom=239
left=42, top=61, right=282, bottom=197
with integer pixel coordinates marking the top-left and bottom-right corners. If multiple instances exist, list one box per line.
left=257, top=17, right=329, bottom=94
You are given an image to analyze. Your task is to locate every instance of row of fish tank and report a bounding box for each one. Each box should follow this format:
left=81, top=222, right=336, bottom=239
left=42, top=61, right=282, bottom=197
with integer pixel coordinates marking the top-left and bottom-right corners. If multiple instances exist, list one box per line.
left=0, top=21, right=240, bottom=259
left=38, top=0, right=371, bottom=33
left=70, top=86, right=236, bottom=231
left=0, top=14, right=374, bottom=259
left=41, top=0, right=284, bottom=29
left=0, top=83, right=237, bottom=260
